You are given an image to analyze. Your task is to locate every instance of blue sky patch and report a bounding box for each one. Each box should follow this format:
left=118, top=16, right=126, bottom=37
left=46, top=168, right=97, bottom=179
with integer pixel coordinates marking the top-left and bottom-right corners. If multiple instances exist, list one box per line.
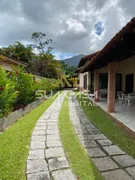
left=95, top=21, right=104, bottom=36
left=52, top=50, right=75, bottom=60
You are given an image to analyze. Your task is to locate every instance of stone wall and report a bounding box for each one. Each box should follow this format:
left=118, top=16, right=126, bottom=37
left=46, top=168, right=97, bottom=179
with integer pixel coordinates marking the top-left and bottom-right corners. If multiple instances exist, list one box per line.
left=0, top=99, right=44, bottom=132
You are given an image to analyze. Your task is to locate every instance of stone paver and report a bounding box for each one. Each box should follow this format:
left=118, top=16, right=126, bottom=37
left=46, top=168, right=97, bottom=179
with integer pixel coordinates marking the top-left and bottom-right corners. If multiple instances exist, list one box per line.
left=126, top=166, right=135, bottom=179
left=30, top=141, right=45, bottom=149
left=47, top=140, right=62, bottom=148
left=113, top=155, right=135, bottom=167
left=77, top=133, right=93, bottom=141
left=27, top=171, right=50, bottom=180
left=46, top=147, right=65, bottom=159
left=36, top=122, right=46, bottom=126
left=80, top=140, right=98, bottom=148
left=34, top=126, right=46, bottom=131
left=92, top=157, right=118, bottom=171
left=91, top=134, right=107, bottom=140
left=48, top=157, right=69, bottom=171
left=46, top=129, right=59, bottom=134
left=52, top=169, right=76, bottom=180
left=69, top=91, right=135, bottom=180
left=87, top=147, right=106, bottom=158
left=47, top=134, right=60, bottom=141
left=103, top=145, right=125, bottom=156
left=87, top=128, right=100, bottom=135
left=98, top=139, right=113, bottom=146
left=28, top=150, right=45, bottom=159
left=102, top=169, right=133, bottom=180
left=31, top=135, right=45, bottom=142
left=32, top=130, right=46, bottom=136
left=26, top=92, right=75, bottom=180
left=27, top=159, right=48, bottom=174
left=47, top=126, right=59, bottom=130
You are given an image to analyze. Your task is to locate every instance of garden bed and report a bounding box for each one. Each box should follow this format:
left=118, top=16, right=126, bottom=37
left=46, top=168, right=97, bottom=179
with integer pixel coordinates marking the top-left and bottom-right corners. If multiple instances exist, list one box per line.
left=0, top=98, right=44, bottom=132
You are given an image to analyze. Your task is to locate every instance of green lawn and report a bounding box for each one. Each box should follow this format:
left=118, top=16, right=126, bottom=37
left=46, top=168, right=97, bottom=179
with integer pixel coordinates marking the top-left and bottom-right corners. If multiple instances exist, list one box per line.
left=76, top=92, right=135, bottom=158
left=59, top=92, right=103, bottom=180
left=0, top=92, right=61, bottom=180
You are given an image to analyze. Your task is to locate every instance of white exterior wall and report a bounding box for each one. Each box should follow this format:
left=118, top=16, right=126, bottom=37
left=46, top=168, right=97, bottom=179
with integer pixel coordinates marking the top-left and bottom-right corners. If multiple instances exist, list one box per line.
left=0, top=61, right=27, bottom=71
left=0, top=62, right=13, bottom=71
left=116, top=56, right=135, bottom=92
left=79, top=72, right=91, bottom=90
left=93, top=55, right=135, bottom=92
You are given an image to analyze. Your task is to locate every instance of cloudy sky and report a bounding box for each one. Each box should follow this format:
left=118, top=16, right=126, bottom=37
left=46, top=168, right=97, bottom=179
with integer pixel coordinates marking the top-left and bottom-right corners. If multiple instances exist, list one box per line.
left=0, top=0, right=134, bottom=59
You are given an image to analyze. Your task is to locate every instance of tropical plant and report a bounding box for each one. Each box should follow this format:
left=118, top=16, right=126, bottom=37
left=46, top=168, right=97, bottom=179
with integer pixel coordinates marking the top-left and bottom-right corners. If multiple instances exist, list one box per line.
left=60, top=61, right=76, bottom=76
left=29, top=52, right=62, bottom=78
left=0, top=41, right=34, bottom=63
left=10, top=66, right=37, bottom=108
left=0, top=65, right=61, bottom=117
left=0, top=67, right=18, bottom=117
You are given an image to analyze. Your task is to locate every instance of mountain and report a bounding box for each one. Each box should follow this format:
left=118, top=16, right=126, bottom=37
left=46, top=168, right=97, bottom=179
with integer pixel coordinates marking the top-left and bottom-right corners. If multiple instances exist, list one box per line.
left=62, top=54, right=85, bottom=67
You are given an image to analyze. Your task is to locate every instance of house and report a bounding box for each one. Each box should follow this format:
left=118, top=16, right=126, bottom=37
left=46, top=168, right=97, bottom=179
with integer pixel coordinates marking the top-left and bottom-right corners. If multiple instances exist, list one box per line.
left=0, top=55, right=45, bottom=81
left=0, top=55, right=28, bottom=71
left=76, top=52, right=99, bottom=91
left=77, top=17, right=135, bottom=135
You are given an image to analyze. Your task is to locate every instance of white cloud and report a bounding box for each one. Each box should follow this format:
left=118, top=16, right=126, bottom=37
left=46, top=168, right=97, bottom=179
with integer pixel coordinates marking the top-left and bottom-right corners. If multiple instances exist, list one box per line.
left=0, top=0, right=134, bottom=55
left=52, top=51, right=73, bottom=60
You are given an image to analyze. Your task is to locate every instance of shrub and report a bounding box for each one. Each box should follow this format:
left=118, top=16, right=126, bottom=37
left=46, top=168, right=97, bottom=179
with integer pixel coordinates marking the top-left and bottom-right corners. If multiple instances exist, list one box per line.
left=11, top=67, right=37, bottom=108
left=0, top=65, right=61, bottom=117
left=0, top=67, right=18, bottom=117
left=36, top=78, right=61, bottom=94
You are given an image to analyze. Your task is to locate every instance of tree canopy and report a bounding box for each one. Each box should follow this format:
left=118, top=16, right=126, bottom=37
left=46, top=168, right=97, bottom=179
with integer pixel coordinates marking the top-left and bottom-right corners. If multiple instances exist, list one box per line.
left=31, top=32, right=53, bottom=53
left=60, top=61, right=76, bottom=76
left=0, top=41, right=34, bottom=63
left=0, top=32, right=77, bottom=79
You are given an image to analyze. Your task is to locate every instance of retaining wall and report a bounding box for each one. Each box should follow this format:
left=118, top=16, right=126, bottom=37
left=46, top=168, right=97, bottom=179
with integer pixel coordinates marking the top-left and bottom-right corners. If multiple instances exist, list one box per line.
left=0, top=99, right=44, bottom=132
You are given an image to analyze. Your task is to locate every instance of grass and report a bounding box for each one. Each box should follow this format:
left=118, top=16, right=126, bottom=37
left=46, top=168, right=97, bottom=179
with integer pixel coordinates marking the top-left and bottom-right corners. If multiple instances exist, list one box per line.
left=0, top=91, right=61, bottom=180
left=76, top=91, right=135, bottom=158
left=59, top=92, right=103, bottom=180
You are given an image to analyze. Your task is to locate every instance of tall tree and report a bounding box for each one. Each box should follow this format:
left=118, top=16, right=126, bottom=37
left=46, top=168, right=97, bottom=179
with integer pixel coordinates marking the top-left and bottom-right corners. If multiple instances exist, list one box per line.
left=30, top=55, right=62, bottom=78
left=31, top=32, right=53, bottom=53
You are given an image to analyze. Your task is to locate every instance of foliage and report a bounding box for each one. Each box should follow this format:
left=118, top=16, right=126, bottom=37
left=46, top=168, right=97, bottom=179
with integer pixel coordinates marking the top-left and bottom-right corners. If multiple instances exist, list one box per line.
left=0, top=41, right=34, bottom=63
left=31, top=32, right=53, bottom=53
left=10, top=66, right=37, bottom=108
left=30, top=53, right=62, bottom=78
left=60, top=61, right=76, bottom=76
left=0, top=32, right=72, bottom=80
left=0, top=67, right=18, bottom=117
left=0, top=65, right=61, bottom=117
left=0, top=92, right=61, bottom=180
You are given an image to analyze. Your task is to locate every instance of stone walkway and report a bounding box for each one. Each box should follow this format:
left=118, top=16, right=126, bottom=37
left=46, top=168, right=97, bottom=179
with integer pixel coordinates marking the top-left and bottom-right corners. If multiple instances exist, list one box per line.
left=26, top=92, right=76, bottom=180
left=69, top=91, right=135, bottom=180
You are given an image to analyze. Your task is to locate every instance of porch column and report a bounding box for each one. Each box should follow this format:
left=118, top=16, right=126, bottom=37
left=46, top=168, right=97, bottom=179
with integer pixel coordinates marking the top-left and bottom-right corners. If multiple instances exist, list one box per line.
left=79, top=73, right=83, bottom=91
left=88, top=71, right=91, bottom=91
left=107, top=62, right=116, bottom=112
left=94, top=70, right=99, bottom=102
